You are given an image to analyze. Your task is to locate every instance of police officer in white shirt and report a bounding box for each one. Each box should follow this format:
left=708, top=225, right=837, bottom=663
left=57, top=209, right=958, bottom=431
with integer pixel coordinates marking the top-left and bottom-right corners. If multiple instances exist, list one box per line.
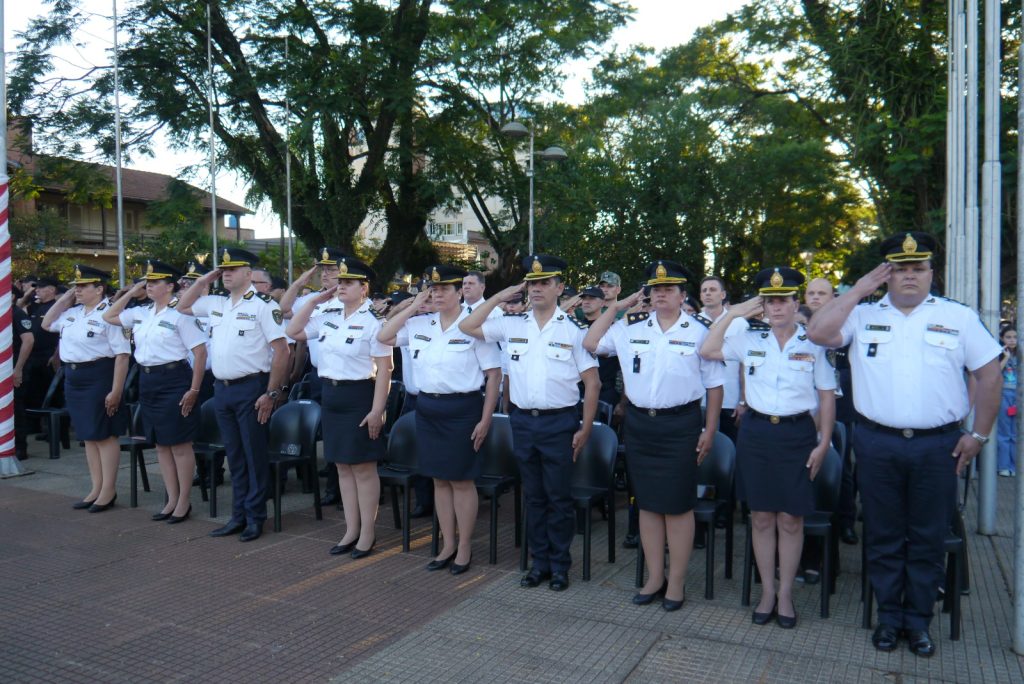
left=584, top=260, right=725, bottom=612
left=287, top=255, right=393, bottom=559
left=807, top=232, right=1002, bottom=656
left=103, top=259, right=208, bottom=523
left=380, top=264, right=502, bottom=574
left=42, top=265, right=131, bottom=512
left=702, top=266, right=836, bottom=630
left=461, top=270, right=501, bottom=318
left=460, top=254, right=600, bottom=592
left=176, top=248, right=289, bottom=542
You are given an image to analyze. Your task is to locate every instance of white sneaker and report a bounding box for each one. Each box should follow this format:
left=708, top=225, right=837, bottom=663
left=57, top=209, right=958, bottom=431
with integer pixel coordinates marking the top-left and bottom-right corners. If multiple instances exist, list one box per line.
left=998, top=469, right=1012, bottom=477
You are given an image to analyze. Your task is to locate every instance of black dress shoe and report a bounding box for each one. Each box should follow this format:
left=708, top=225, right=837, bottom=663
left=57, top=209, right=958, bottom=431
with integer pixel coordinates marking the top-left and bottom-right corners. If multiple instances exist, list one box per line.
left=72, top=499, right=97, bottom=510
left=622, top=533, right=639, bottom=549
left=321, top=491, right=341, bottom=506
left=840, top=527, right=859, bottom=545
left=907, top=629, right=935, bottom=657
left=871, top=624, right=900, bottom=652
left=802, top=569, right=821, bottom=585
left=427, top=553, right=455, bottom=571
left=520, top=568, right=552, bottom=588
left=167, top=505, right=192, bottom=524
left=88, top=494, right=117, bottom=513
left=350, top=540, right=376, bottom=559
left=411, top=504, right=433, bottom=518
left=549, top=571, right=569, bottom=591
left=632, top=581, right=667, bottom=606
left=752, top=600, right=777, bottom=626
left=209, top=521, right=246, bottom=538
left=151, top=511, right=173, bottom=521
left=239, top=523, right=263, bottom=542
left=330, top=540, right=357, bottom=555
left=662, top=594, right=685, bottom=612
left=450, top=556, right=472, bottom=575
left=776, top=610, right=797, bottom=629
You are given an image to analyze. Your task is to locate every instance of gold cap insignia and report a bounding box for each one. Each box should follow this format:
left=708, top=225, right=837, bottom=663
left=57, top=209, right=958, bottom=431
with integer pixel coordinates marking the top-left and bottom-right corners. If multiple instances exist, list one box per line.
left=770, top=269, right=784, bottom=288
left=531, top=257, right=543, bottom=274
left=222, top=248, right=231, bottom=262
left=322, top=248, right=330, bottom=261
left=75, top=267, right=82, bottom=280
left=196, top=253, right=208, bottom=266
left=902, top=233, right=917, bottom=254
left=146, top=262, right=154, bottom=275
left=655, top=262, right=667, bottom=279
left=188, top=263, right=196, bottom=274
left=431, top=267, right=440, bottom=283
left=339, top=259, right=349, bottom=275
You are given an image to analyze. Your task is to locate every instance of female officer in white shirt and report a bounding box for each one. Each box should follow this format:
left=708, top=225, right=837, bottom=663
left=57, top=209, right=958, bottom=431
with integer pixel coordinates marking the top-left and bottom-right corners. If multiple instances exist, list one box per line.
left=378, top=264, right=501, bottom=575
left=42, top=265, right=131, bottom=512
left=701, top=267, right=835, bottom=630
left=103, top=259, right=208, bottom=523
left=286, top=256, right=393, bottom=559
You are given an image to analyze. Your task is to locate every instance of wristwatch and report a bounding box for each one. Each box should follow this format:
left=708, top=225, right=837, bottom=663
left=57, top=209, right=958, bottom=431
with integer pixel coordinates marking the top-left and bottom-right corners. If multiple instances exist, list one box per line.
left=966, top=429, right=989, bottom=445
left=267, top=389, right=281, bottom=401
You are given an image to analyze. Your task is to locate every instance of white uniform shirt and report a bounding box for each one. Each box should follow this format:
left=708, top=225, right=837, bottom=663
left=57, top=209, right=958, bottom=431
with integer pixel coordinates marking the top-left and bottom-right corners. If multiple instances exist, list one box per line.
left=723, top=321, right=836, bottom=415
left=464, top=299, right=504, bottom=319
left=119, top=302, right=207, bottom=366
left=54, top=300, right=131, bottom=362
left=839, top=294, right=1001, bottom=428
left=396, top=309, right=501, bottom=394
left=699, top=311, right=745, bottom=409
left=191, top=287, right=285, bottom=380
left=481, top=310, right=598, bottom=410
left=399, top=346, right=419, bottom=395
left=595, top=310, right=724, bottom=409
left=304, top=301, right=392, bottom=381
left=294, top=290, right=332, bottom=368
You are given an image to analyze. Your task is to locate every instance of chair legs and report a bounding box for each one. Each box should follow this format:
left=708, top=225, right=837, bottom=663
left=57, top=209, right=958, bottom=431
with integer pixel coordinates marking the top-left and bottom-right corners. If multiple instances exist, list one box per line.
left=705, top=521, right=716, bottom=600
left=582, top=507, right=592, bottom=581
left=401, top=483, right=411, bottom=552
left=519, top=497, right=529, bottom=572
left=607, top=491, right=615, bottom=564
left=820, top=533, right=832, bottom=618
left=635, top=545, right=646, bottom=588
left=489, top=493, right=499, bottom=565
left=129, top=446, right=151, bottom=508
left=431, top=510, right=440, bottom=557
left=741, top=518, right=753, bottom=607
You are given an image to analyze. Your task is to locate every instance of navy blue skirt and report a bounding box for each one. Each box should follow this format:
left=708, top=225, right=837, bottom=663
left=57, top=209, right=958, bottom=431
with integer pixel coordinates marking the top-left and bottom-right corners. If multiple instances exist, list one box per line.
left=64, top=357, right=129, bottom=441
left=624, top=403, right=702, bottom=514
left=415, top=392, right=484, bottom=481
left=138, top=362, right=199, bottom=445
left=321, top=378, right=385, bottom=464
left=736, top=413, right=817, bottom=517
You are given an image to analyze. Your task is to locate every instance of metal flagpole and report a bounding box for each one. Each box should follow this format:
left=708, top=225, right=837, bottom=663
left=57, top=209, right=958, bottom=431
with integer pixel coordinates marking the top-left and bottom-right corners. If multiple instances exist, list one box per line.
left=1014, top=3, right=1024, bottom=650
left=978, top=0, right=1002, bottom=534
left=285, top=35, right=293, bottom=281
left=112, top=0, right=126, bottom=287
left=0, top=0, right=29, bottom=478
left=965, top=0, right=979, bottom=310
left=207, top=2, right=219, bottom=267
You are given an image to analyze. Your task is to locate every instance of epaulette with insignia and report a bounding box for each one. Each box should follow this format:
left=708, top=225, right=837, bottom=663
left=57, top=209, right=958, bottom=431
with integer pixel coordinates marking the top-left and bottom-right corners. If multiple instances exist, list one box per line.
left=626, top=312, right=650, bottom=325
left=97, top=302, right=107, bottom=311
left=937, top=296, right=969, bottom=308
left=168, top=298, right=178, bottom=309
left=256, top=292, right=274, bottom=303
left=243, top=291, right=255, bottom=300
left=692, top=313, right=712, bottom=329
left=747, top=320, right=771, bottom=332
left=210, top=288, right=228, bottom=297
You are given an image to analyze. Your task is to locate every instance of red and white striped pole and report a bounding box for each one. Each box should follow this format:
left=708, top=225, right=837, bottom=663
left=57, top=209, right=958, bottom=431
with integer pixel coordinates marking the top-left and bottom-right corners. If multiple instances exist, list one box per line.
left=0, top=0, right=25, bottom=477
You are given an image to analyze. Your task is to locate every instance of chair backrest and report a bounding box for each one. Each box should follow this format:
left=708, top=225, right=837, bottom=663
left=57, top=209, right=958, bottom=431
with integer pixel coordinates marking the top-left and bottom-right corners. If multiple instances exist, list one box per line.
left=384, top=380, right=406, bottom=434
left=595, top=400, right=614, bottom=425
left=384, top=410, right=417, bottom=468
left=129, top=403, right=146, bottom=437
left=268, top=400, right=322, bottom=459
left=812, top=446, right=843, bottom=513
left=477, top=414, right=516, bottom=479
left=122, top=362, right=140, bottom=404
left=198, top=398, right=223, bottom=445
left=832, top=421, right=847, bottom=458
left=41, top=366, right=66, bottom=408
left=696, top=431, right=736, bottom=500
left=288, top=379, right=311, bottom=402
left=570, top=423, right=619, bottom=489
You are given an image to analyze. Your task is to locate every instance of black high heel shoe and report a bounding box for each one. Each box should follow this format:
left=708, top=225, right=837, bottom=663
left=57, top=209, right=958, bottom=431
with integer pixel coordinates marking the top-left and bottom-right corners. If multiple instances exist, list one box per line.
left=73, top=499, right=97, bottom=510
left=427, top=553, right=456, bottom=571
left=631, top=580, right=668, bottom=606
left=752, top=598, right=777, bottom=626
left=330, top=540, right=357, bottom=556
left=350, top=540, right=376, bottom=559
left=450, top=555, right=472, bottom=575
left=151, top=511, right=173, bottom=521
left=88, top=494, right=117, bottom=513
left=167, top=504, right=192, bottom=524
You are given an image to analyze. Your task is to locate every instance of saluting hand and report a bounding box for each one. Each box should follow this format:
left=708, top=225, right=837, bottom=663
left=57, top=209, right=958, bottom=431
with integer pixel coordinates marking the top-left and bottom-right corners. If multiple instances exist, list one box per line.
left=361, top=410, right=385, bottom=440
left=560, top=295, right=582, bottom=313
left=297, top=264, right=318, bottom=285
left=695, top=430, right=714, bottom=465
left=851, top=262, right=892, bottom=298
left=617, top=289, right=645, bottom=312
left=730, top=296, right=764, bottom=320
left=806, top=443, right=828, bottom=480
left=311, top=284, right=340, bottom=305
left=495, top=281, right=527, bottom=303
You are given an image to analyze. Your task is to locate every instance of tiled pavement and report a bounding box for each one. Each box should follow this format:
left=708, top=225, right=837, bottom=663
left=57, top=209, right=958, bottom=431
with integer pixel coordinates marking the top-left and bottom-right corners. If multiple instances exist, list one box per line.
left=2, top=439, right=1023, bottom=683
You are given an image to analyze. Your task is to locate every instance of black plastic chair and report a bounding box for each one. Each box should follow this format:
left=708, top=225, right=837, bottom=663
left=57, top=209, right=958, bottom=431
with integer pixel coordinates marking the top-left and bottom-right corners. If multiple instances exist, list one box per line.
left=471, top=415, right=521, bottom=564
left=119, top=403, right=153, bottom=508
left=266, top=400, right=323, bottom=532
left=383, top=380, right=406, bottom=437
left=595, top=400, right=614, bottom=425
left=519, top=422, right=618, bottom=581
left=25, top=366, right=70, bottom=459
left=742, top=446, right=842, bottom=618
left=193, top=398, right=226, bottom=517
left=288, top=374, right=312, bottom=401
left=379, top=411, right=418, bottom=552
left=832, top=421, right=847, bottom=459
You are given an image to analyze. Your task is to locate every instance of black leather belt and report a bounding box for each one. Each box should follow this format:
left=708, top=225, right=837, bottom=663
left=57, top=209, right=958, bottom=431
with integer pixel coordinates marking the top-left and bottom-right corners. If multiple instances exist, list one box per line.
left=67, top=359, right=105, bottom=370
left=216, top=372, right=267, bottom=386
left=323, top=378, right=373, bottom=387
left=628, top=399, right=700, bottom=417
left=420, top=391, right=479, bottom=399
left=141, top=361, right=184, bottom=373
left=860, top=418, right=961, bottom=439
left=749, top=409, right=811, bottom=425
left=512, top=404, right=577, bottom=417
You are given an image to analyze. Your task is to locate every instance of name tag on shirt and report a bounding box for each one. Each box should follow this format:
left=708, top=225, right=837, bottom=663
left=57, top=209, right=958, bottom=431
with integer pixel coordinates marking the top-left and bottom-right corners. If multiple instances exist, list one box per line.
left=549, top=342, right=572, bottom=350
left=87, top=319, right=103, bottom=327
left=668, top=340, right=695, bottom=348
left=509, top=337, right=528, bottom=344
left=236, top=313, right=257, bottom=321
left=158, top=320, right=177, bottom=331
left=927, top=324, right=959, bottom=336
left=629, top=339, right=650, bottom=345
left=746, top=350, right=766, bottom=358
left=324, top=321, right=339, bottom=329
left=448, top=338, right=471, bottom=345
left=210, top=310, right=223, bottom=317
left=788, top=352, right=814, bottom=362
left=414, top=334, right=431, bottom=342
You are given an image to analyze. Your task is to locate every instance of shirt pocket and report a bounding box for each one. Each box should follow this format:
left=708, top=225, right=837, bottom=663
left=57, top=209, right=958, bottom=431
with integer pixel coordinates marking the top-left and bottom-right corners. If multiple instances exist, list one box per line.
left=506, top=339, right=529, bottom=359
left=856, top=327, right=893, bottom=359
left=234, top=318, right=257, bottom=337
left=545, top=343, right=573, bottom=362
left=923, top=330, right=960, bottom=366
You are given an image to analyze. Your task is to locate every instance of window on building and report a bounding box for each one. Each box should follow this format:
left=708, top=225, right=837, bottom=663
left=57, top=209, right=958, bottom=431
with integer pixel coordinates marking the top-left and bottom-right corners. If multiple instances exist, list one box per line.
left=428, top=221, right=464, bottom=241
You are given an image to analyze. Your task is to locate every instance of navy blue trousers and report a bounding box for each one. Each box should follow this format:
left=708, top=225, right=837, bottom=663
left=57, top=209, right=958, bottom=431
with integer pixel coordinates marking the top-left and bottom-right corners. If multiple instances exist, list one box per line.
left=510, top=408, right=578, bottom=573
left=855, top=425, right=959, bottom=631
left=214, top=374, right=270, bottom=525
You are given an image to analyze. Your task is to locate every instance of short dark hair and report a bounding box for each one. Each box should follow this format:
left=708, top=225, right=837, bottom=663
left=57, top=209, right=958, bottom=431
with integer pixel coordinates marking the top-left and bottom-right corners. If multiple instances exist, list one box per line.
left=465, top=270, right=485, bottom=285
left=699, top=275, right=728, bottom=302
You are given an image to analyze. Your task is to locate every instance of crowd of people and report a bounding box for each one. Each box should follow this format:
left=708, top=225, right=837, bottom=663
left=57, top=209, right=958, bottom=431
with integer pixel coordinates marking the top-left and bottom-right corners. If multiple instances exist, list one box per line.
left=9, top=230, right=1007, bottom=657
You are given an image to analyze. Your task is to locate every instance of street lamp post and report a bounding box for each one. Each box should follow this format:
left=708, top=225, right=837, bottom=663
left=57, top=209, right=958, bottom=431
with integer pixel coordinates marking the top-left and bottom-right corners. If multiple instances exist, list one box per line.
left=501, top=120, right=567, bottom=255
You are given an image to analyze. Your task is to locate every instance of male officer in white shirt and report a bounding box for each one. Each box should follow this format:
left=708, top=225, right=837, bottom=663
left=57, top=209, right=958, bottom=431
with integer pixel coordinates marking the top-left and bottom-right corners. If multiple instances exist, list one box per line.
left=808, top=232, right=1002, bottom=657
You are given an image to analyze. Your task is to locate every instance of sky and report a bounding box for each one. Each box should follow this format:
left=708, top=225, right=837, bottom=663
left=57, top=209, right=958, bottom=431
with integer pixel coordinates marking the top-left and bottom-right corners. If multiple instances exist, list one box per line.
left=3, top=0, right=749, bottom=238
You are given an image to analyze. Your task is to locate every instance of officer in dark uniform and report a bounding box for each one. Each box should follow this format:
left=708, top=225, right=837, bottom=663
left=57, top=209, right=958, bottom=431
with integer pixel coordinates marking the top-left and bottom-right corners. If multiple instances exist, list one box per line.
left=576, top=285, right=621, bottom=407
left=807, top=232, right=1002, bottom=656
left=42, top=265, right=132, bottom=511
left=460, top=254, right=601, bottom=591
left=24, top=276, right=62, bottom=436
left=12, top=296, right=35, bottom=459
left=176, top=248, right=290, bottom=542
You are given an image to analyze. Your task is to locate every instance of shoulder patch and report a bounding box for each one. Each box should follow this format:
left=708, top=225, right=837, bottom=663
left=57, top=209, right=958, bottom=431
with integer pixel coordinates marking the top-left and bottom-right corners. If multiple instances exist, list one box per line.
left=272, top=308, right=283, bottom=325
left=562, top=314, right=586, bottom=329
left=168, top=298, right=178, bottom=309
left=97, top=302, right=107, bottom=311
left=627, top=312, right=650, bottom=326
left=691, top=313, right=711, bottom=329
left=747, top=320, right=771, bottom=332
left=256, top=292, right=274, bottom=303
